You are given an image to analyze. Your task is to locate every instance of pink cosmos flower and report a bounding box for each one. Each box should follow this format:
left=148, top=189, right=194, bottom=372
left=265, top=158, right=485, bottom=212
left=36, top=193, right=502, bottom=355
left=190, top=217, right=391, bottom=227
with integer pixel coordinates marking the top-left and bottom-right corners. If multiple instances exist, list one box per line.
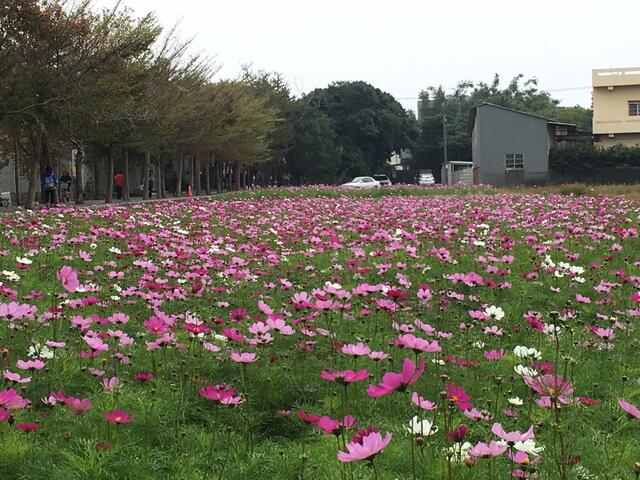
left=491, top=422, right=534, bottom=443
left=3, top=370, right=31, bottom=384
left=228, top=350, right=258, bottom=364
left=143, top=317, right=168, bottom=336
left=394, top=334, right=441, bottom=353
left=524, top=374, right=574, bottom=404
left=447, top=383, right=472, bottom=410
left=135, top=373, right=154, bottom=382
left=464, top=408, right=490, bottom=421
left=468, top=441, right=508, bottom=458
left=0, top=388, right=29, bottom=410
left=16, top=359, right=45, bottom=371
left=337, top=430, right=392, bottom=463
left=0, top=408, right=10, bottom=422
left=368, top=351, right=389, bottom=361
left=341, top=342, right=371, bottom=356
left=57, top=266, right=79, bottom=292
left=484, top=349, right=506, bottom=361
left=101, top=377, right=120, bottom=391
left=618, top=398, right=640, bottom=419
left=367, top=358, right=425, bottom=398
left=593, top=327, right=615, bottom=340
left=321, top=369, right=369, bottom=384
left=64, top=397, right=92, bottom=414
left=411, top=392, right=437, bottom=410
left=104, top=409, right=133, bottom=424
left=199, top=384, right=243, bottom=404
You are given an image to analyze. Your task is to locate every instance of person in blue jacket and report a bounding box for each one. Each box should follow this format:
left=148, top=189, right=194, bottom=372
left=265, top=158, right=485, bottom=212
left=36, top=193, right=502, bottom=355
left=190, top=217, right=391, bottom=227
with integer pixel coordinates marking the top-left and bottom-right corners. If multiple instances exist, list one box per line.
left=41, top=166, right=58, bottom=206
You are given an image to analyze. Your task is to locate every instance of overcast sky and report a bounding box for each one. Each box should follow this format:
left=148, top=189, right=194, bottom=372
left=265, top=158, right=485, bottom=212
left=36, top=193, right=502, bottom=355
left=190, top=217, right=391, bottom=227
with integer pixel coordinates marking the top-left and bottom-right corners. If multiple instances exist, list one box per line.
left=96, top=0, right=640, bottom=113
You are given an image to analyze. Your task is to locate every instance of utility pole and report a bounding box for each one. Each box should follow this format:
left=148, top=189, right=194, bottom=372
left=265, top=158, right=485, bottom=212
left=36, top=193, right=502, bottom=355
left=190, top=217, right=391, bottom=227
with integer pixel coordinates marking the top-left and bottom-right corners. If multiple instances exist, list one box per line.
left=442, top=114, right=448, bottom=164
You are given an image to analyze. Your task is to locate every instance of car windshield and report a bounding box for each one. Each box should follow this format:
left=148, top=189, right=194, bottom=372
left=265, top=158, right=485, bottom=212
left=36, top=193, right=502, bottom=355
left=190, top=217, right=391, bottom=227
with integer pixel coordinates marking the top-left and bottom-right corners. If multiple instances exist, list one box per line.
left=373, top=175, right=387, bottom=181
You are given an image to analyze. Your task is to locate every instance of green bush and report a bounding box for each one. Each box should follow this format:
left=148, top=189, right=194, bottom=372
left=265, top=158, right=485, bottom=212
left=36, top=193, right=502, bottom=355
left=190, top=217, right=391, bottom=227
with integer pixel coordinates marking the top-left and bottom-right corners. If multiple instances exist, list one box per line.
left=550, top=144, right=640, bottom=172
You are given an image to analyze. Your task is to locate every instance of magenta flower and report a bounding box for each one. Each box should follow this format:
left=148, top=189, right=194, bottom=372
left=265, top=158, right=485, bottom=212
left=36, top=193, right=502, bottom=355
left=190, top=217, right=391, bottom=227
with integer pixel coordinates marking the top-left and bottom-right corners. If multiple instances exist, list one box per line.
left=199, top=384, right=243, bottom=404
left=411, top=392, right=437, bottom=410
left=445, top=424, right=468, bottom=442
left=143, top=317, right=168, bottom=336
left=321, top=369, right=369, bottom=384
left=618, top=398, right=640, bottom=419
left=468, top=441, right=508, bottom=458
left=0, top=408, right=10, bottom=422
left=447, top=383, right=472, bottom=410
left=104, top=409, right=133, bottom=424
left=491, top=422, right=534, bottom=443
left=337, top=430, right=392, bottom=463
left=135, top=373, right=154, bottom=382
left=56, top=266, right=79, bottom=292
left=15, top=422, right=40, bottom=432
left=367, top=358, right=425, bottom=398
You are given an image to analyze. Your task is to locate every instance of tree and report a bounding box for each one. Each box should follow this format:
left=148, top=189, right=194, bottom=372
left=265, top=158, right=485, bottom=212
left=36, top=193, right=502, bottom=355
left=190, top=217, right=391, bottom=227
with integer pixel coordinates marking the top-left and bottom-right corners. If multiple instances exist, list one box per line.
left=306, top=81, right=417, bottom=180
left=288, top=100, right=342, bottom=184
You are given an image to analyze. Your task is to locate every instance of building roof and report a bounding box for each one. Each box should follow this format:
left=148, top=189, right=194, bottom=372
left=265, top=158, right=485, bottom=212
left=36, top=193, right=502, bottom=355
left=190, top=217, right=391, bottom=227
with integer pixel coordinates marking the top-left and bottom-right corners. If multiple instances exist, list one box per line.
left=468, top=103, right=576, bottom=132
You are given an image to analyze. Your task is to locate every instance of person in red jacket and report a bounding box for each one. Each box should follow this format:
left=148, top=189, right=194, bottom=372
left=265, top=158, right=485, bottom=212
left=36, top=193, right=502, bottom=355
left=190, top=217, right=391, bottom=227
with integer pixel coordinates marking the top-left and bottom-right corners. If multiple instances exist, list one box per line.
left=114, top=171, right=125, bottom=200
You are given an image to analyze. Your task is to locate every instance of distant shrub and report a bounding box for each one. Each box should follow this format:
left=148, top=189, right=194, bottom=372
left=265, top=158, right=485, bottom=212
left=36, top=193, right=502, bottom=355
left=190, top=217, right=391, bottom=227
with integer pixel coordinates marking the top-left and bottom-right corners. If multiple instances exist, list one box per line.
left=550, top=144, right=640, bottom=172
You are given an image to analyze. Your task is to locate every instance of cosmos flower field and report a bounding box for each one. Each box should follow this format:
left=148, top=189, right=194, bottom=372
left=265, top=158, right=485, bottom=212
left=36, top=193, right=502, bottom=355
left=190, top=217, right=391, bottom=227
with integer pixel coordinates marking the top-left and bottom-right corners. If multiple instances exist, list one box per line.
left=0, top=187, right=639, bottom=480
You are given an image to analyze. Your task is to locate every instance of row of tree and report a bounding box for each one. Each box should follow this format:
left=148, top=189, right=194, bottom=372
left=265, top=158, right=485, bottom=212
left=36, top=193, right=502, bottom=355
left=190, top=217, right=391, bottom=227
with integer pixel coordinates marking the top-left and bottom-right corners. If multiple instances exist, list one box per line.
left=0, top=1, right=594, bottom=208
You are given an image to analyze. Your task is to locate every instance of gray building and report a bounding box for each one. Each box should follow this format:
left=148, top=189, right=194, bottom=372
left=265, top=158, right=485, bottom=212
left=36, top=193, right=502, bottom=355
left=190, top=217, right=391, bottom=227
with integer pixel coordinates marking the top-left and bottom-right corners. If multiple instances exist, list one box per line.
left=469, top=103, right=585, bottom=186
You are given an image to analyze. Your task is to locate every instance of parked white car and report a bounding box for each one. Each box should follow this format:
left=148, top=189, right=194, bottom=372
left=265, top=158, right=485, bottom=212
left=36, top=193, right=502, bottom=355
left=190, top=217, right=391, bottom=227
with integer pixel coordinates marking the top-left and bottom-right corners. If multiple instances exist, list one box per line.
left=341, top=177, right=381, bottom=188
left=418, top=173, right=435, bottom=186
left=372, top=174, right=392, bottom=186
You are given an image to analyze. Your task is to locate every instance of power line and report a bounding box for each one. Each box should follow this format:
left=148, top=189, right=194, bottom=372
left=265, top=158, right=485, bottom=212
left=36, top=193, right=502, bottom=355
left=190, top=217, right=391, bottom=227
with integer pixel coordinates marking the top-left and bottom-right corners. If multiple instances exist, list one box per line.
left=395, top=85, right=592, bottom=101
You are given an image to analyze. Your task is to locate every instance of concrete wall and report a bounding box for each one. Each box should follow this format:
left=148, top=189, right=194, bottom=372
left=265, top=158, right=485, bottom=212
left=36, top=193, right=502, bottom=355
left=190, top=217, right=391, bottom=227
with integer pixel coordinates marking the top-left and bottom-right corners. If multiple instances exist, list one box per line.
left=597, top=133, right=640, bottom=148
left=473, top=105, right=550, bottom=186
left=593, top=84, right=640, bottom=136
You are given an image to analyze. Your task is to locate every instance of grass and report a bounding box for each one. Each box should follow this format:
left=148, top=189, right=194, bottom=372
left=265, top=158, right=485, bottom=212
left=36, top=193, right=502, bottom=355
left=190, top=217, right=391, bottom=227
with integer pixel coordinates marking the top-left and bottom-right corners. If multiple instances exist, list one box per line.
left=0, top=189, right=638, bottom=479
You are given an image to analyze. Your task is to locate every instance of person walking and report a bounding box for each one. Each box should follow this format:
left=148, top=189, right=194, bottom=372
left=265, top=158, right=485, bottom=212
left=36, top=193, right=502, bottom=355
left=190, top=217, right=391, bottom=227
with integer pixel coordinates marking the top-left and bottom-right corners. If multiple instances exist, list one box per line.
left=114, top=171, right=125, bottom=200
left=41, top=166, right=58, bottom=207
left=59, top=170, right=73, bottom=203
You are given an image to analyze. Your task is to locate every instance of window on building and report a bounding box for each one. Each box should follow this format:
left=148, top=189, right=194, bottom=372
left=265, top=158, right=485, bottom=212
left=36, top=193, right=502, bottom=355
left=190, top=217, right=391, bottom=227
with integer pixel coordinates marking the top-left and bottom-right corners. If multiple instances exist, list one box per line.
left=629, top=101, right=640, bottom=116
left=505, top=153, right=524, bottom=171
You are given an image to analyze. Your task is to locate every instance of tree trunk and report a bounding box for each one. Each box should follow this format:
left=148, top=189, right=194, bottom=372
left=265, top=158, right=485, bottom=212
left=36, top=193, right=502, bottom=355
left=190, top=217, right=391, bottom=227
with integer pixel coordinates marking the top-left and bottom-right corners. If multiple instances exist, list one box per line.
left=233, top=162, right=241, bottom=191
left=189, top=155, right=194, bottom=193
left=123, top=147, right=130, bottom=201
left=194, top=154, right=201, bottom=196
left=142, top=151, right=150, bottom=200
left=75, top=148, right=85, bottom=205
left=205, top=152, right=211, bottom=195
left=158, top=159, right=165, bottom=199
left=105, top=145, right=114, bottom=204
left=13, top=137, right=20, bottom=206
left=25, top=130, right=41, bottom=210
left=176, top=153, right=183, bottom=197
left=93, top=155, right=101, bottom=200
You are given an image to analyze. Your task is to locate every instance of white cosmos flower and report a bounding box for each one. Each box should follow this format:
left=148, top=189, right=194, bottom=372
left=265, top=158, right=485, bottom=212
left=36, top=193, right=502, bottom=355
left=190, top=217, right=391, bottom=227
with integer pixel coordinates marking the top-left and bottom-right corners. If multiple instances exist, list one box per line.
left=446, top=441, right=473, bottom=461
left=485, top=305, right=505, bottom=321
left=431, top=358, right=445, bottom=366
left=16, top=257, right=32, bottom=265
left=472, top=341, right=485, bottom=349
left=543, top=324, right=562, bottom=336
left=513, top=346, right=542, bottom=360
left=90, top=243, right=97, bottom=249
left=2, top=270, right=20, bottom=282
left=572, top=276, right=585, bottom=283
left=508, top=397, right=524, bottom=406
left=513, top=439, right=544, bottom=455
left=108, top=247, right=122, bottom=254
left=514, top=365, right=538, bottom=377
left=213, top=333, right=228, bottom=343
left=569, top=266, right=585, bottom=275
left=473, top=240, right=486, bottom=247
left=404, top=416, right=438, bottom=436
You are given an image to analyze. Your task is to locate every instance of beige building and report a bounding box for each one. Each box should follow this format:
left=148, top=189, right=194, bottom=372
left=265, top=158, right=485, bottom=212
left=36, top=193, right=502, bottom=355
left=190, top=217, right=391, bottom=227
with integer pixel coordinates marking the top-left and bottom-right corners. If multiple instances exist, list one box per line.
left=593, top=67, right=640, bottom=147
